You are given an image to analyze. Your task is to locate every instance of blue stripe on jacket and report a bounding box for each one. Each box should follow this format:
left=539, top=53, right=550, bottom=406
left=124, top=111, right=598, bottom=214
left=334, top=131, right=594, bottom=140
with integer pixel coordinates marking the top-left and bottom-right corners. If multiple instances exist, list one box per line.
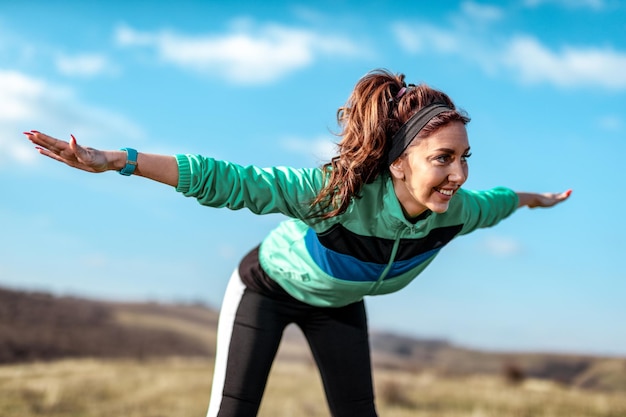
left=304, top=228, right=440, bottom=282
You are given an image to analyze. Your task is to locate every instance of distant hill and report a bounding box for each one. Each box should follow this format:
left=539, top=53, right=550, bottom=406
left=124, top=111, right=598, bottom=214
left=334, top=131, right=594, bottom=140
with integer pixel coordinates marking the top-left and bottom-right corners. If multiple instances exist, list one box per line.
left=1, top=286, right=624, bottom=392
left=369, top=331, right=626, bottom=392
left=0, top=287, right=217, bottom=362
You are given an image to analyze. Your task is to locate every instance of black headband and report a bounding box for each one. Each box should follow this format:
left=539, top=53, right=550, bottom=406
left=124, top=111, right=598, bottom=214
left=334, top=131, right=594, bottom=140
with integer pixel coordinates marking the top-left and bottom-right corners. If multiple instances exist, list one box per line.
left=387, top=103, right=452, bottom=165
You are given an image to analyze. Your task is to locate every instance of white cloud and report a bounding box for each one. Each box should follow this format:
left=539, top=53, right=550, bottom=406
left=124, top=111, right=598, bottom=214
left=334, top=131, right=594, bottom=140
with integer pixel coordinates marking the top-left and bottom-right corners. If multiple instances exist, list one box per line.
left=114, top=21, right=367, bottom=84
left=523, top=0, right=607, bottom=11
left=482, top=235, right=524, bottom=257
left=281, top=135, right=337, bottom=162
left=392, top=22, right=461, bottom=55
left=461, top=1, right=505, bottom=22
left=503, top=36, right=626, bottom=89
left=597, top=114, right=623, bottom=132
left=392, top=17, right=626, bottom=90
left=55, top=53, right=119, bottom=78
left=0, top=70, right=144, bottom=168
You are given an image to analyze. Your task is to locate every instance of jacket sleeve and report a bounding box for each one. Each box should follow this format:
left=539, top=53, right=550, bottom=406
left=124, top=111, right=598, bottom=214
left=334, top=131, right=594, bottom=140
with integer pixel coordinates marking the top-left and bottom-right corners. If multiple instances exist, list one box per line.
left=456, top=187, right=519, bottom=235
left=174, top=154, right=324, bottom=219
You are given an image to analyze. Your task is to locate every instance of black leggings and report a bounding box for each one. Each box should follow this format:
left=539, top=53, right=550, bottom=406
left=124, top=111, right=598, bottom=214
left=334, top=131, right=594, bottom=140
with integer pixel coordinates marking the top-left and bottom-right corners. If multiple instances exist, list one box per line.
left=206, top=268, right=378, bottom=416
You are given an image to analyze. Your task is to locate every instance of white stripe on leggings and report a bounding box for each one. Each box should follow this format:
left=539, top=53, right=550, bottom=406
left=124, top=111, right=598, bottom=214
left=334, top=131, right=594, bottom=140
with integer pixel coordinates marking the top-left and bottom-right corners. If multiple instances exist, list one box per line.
left=206, top=269, right=246, bottom=417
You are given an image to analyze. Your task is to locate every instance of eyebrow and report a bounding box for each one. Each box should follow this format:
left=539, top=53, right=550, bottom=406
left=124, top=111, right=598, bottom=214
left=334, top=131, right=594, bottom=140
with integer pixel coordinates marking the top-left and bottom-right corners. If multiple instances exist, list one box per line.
left=433, top=147, right=471, bottom=154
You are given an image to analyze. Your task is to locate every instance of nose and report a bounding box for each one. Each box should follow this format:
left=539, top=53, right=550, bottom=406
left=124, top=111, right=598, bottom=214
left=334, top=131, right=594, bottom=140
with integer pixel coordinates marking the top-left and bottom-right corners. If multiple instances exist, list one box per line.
left=448, top=161, right=468, bottom=184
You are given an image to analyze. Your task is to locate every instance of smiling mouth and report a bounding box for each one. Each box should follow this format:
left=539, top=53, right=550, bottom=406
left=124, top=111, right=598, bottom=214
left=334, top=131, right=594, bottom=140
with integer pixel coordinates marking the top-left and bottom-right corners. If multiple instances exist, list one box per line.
left=434, top=187, right=455, bottom=196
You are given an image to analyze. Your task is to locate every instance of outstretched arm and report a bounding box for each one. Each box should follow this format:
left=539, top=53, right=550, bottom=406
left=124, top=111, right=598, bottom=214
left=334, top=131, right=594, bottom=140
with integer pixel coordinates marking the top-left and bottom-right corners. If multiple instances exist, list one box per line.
left=24, top=131, right=179, bottom=187
left=516, top=189, right=572, bottom=208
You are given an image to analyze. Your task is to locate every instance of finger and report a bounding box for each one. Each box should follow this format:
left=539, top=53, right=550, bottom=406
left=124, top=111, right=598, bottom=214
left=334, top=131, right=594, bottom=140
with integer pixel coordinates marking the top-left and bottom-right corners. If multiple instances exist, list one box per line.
left=36, top=146, right=98, bottom=173
left=553, top=189, right=572, bottom=205
left=36, top=146, right=70, bottom=164
left=68, top=134, right=81, bottom=157
left=26, top=131, right=70, bottom=153
left=555, top=189, right=572, bottom=201
left=68, top=134, right=89, bottom=161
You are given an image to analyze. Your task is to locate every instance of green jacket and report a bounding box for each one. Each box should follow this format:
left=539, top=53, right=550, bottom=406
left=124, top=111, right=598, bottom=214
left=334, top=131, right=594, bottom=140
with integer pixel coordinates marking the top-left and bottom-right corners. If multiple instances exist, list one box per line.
left=176, top=154, right=519, bottom=307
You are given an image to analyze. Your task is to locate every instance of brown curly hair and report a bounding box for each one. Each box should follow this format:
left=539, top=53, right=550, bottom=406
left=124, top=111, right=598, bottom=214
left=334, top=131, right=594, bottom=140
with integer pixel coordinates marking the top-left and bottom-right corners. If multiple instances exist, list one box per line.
left=310, top=69, right=470, bottom=220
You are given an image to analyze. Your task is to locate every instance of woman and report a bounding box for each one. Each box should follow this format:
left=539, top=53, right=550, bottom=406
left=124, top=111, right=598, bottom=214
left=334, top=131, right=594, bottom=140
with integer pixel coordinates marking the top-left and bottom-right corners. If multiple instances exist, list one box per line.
left=24, top=69, right=570, bottom=417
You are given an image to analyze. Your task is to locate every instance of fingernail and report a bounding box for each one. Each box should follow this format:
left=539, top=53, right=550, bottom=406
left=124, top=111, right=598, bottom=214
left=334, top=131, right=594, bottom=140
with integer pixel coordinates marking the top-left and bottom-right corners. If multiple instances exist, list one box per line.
left=30, top=130, right=40, bottom=133
left=23, top=131, right=33, bottom=136
left=70, top=134, right=76, bottom=141
left=565, top=189, right=572, bottom=197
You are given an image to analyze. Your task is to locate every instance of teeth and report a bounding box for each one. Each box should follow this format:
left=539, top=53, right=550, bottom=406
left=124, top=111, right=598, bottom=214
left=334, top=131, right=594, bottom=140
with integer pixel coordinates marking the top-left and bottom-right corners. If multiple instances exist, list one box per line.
left=436, top=188, right=454, bottom=196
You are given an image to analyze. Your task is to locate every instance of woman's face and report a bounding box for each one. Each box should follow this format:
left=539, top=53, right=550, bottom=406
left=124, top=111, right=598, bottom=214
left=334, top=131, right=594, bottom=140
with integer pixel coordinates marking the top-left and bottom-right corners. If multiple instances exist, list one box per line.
left=390, top=121, right=470, bottom=218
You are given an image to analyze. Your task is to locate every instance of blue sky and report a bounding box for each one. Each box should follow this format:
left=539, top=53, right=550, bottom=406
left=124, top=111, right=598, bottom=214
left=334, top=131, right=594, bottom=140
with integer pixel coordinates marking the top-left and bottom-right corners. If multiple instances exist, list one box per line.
left=1, top=0, right=625, bottom=357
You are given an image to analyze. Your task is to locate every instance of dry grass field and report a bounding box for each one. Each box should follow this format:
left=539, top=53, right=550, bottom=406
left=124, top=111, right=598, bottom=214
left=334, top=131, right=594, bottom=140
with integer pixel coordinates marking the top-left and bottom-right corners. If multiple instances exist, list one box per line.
left=2, top=287, right=625, bottom=416
left=1, top=357, right=625, bottom=417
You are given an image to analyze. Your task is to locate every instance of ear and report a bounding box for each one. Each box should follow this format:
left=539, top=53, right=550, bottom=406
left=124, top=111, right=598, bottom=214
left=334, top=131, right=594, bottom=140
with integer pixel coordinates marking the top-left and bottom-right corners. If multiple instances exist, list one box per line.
left=388, top=157, right=405, bottom=181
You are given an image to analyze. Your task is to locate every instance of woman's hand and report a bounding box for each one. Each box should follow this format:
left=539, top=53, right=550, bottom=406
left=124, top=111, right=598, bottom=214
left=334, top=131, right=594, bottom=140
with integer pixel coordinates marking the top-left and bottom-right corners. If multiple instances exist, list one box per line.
left=24, top=130, right=180, bottom=187
left=23, top=130, right=123, bottom=173
left=517, top=190, right=572, bottom=209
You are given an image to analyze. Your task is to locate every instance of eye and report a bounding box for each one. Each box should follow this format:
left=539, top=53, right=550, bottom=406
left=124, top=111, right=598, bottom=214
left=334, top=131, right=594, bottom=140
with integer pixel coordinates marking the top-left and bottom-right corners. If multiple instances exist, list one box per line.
left=434, top=154, right=451, bottom=164
left=461, top=152, right=472, bottom=162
